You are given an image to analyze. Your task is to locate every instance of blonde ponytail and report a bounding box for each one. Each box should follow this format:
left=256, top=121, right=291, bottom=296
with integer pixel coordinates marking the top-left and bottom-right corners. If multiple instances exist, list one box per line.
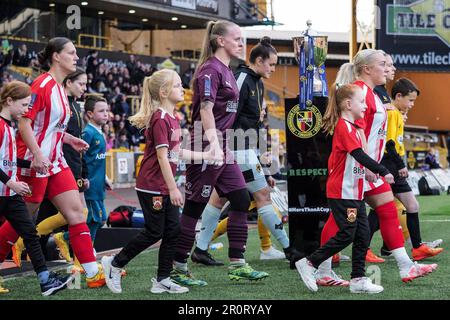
left=129, top=69, right=177, bottom=129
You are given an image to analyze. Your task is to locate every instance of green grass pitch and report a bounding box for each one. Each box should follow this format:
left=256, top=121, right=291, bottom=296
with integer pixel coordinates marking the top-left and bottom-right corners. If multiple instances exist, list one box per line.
left=1, top=195, right=449, bottom=300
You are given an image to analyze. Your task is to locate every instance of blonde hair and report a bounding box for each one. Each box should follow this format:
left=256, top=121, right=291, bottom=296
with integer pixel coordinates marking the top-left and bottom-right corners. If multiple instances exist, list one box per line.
left=335, top=49, right=385, bottom=86
left=0, top=81, right=32, bottom=111
left=129, top=69, right=177, bottom=129
left=193, top=20, right=238, bottom=82
left=322, top=83, right=361, bottom=135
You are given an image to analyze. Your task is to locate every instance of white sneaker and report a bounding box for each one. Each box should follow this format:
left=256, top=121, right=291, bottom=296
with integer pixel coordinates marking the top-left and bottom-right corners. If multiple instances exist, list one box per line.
left=422, top=239, right=443, bottom=249
left=151, top=278, right=189, bottom=294
left=260, top=246, right=286, bottom=260
left=350, top=277, right=383, bottom=294
left=295, top=258, right=318, bottom=292
left=101, top=255, right=122, bottom=294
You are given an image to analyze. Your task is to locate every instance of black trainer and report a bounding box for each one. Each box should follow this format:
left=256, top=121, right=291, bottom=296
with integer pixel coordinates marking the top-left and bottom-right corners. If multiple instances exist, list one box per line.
left=191, top=248, right=224, bottom=266
left=41, top=272, right=73, bottom=296
left=284, top=247, right=304, bottom=270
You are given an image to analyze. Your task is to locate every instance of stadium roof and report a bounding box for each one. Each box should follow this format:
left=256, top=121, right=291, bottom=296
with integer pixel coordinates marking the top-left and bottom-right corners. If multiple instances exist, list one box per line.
left=242, top=29, right=374, bottom=44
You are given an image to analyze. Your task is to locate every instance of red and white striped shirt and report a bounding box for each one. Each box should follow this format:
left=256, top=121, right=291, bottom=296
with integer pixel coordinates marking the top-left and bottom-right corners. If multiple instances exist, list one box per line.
left=354, top=80, right=387, bottom=192
left=0, top=118, right=18, bottom=196
left=327, top=119, right=365, bottom=200
left=16, top=73, right=70, bottom=177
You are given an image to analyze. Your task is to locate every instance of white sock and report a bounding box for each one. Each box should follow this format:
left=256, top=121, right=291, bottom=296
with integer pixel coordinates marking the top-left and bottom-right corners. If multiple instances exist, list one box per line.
left=82, top=262, right=99, bottom=278
left=230, top=259, right=246, bottom=267
left=317, top=257, right=332, bottom=277
left=391, top=247, right=414, bottom=275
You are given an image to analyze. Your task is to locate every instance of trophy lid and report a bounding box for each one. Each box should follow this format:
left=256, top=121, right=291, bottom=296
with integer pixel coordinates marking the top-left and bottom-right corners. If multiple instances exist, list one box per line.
left=302, top=20, right=318, bottom=36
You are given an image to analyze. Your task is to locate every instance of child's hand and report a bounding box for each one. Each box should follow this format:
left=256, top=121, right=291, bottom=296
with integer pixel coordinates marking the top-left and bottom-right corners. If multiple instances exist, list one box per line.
left=7, top=180, right=31, bottom=197
left=82, top=178, right=90, bottom=190
left=267, top=176, right=276, bottom=188
left=169, top=187, right=184, bottom=207
left=384, top=173, right=395, bottom=184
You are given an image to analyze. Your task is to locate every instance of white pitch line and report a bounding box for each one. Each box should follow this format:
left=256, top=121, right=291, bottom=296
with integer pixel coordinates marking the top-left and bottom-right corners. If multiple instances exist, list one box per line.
left=421, top=219, right=450, bottom=222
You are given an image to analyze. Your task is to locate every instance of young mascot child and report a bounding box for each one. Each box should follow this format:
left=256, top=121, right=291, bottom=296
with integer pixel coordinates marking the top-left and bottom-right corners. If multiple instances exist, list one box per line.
left=101, top=70, right=220, bottom=294
left=296, top=84, right=394, bottom=294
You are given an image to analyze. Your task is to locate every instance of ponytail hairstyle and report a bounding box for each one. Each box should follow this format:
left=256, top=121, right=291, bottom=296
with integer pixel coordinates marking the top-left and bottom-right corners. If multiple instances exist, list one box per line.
left=129, top=69, right=178, bottom=129
left=352, top=48, right=385, bottom=79
left=37, top=37, right=72, bottom=71
left=193, top=20, right=238, bottom=82
left=63, top=67, right=86, bottom=87
left=322, top=83, right=361, bottom=135
left=0, top=81, right=32, bottom=111
left=249, top=36, right=277, bottom=64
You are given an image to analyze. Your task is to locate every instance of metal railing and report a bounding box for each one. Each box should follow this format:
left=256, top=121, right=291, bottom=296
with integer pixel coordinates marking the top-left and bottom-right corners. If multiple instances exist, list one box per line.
left=77, top=34, right=112, bottom=51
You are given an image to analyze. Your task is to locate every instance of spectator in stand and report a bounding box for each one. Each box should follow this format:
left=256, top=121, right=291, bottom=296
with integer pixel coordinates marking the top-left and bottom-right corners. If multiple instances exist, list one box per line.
left=126, top=54, right=137, bottom=75
left=114, top=94, right=130, bottom=116
left=86, top=50, right=98, bottom=75
left=112, top=114, right=121, bottom=132
left=425, top=149, right=441, bottom=169
left=114, top=131, right=130, bottom=150
left=12, top=44, right=31, bottom=67
left=106, top=132, right=115, bottom=151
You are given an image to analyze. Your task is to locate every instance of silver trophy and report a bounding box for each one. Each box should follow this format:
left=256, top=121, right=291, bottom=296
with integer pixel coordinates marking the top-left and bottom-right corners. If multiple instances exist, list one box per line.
left=293, top=21, right=328, bottom=96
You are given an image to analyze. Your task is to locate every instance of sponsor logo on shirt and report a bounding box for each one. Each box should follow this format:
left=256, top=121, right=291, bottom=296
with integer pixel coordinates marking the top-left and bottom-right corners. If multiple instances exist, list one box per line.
left=96, top=153, right=106, bottom=160
left=225, top=80, right=232, bottom=88
left=353, top=166, right=365, bottom=177
left=56, top=122, right=68, bottom=131
left=2, top=160, right=17, bottom=168
left=226, top=101, right=238, bottom=113
left=29, top=93, right=37, bottom=109
left=378, top=128, right=387, bottom=137
left=204, top=74, right=212, bottom=97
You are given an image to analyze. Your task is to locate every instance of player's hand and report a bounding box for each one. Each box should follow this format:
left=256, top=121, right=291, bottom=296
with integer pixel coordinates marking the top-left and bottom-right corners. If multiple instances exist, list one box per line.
left=384, top=173, right=395, bottom=184
left=365, top=169, right=378, bottom=183
left=260, top=152, right=273, bottom=166
left=398, top=167, right=409, bottom=178
left=31, top=153, right=50, bottom=175
left=69, top=137, right=89, bottom=153
left=267, top=176, right=276, bottom=188
left=7, top=180, right=31, bottom=197
left=169, top=187, right=184, bottom=207
left=205, top=146, right=224, bottom=166
left=82, top=178, right=90, bottom=190
left=208, top=143, right=224, bottom=166
left=385, top=103, right=396, bottom=111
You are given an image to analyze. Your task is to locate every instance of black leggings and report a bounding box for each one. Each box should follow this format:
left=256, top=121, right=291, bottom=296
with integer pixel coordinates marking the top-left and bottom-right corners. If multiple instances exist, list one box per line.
left=0, top=195, right=47, bottom=275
